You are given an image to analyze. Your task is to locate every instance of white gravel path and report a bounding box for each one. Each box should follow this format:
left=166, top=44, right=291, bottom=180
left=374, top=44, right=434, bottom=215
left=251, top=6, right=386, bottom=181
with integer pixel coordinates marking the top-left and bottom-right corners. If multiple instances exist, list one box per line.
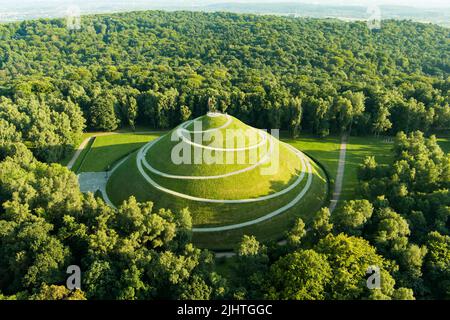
left=73, top=116, right=316, bottom=235
left=136, top=138, right=310, bottom=204
left=141, top=131, right=274, bottom=180
left=328, top=134, right=348, bottom=213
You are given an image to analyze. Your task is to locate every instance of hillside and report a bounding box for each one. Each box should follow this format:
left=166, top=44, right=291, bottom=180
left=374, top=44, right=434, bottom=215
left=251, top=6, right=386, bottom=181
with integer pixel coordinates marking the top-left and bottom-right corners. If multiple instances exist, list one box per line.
left=106, top=113, right=328, bottom=248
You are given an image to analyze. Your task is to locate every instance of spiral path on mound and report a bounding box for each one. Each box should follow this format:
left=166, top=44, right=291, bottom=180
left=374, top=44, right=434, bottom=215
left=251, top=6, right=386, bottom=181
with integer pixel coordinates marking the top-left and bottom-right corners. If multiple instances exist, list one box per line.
left=176, top=114, right=267, bottom=152
left=141, top=132, right=274, bottom=180
left=137, top=137, right=308, bottom=203
left=127, top=113, right=315, bottom=231
left=142, top=113, right=273, bottom=179
left=139, top=113, right=308, bottom=202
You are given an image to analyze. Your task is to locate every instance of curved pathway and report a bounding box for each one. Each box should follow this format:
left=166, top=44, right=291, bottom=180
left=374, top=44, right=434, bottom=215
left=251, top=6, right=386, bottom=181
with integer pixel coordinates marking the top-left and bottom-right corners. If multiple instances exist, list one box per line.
left=176, top=114, right=267, bottom=152
left=177, top=127, right=267, bottom=152
left=142, top=130, right=274, bottom=180
left=71, top=117, right=318, bottom=236
left=136, top=138, right=310, bottom=204
left=180, top=113, right=233, bottom=134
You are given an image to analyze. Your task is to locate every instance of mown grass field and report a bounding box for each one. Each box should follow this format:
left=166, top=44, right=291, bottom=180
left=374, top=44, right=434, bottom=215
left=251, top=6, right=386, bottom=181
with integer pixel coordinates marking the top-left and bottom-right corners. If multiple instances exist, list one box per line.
left=437, top=134, right=450, bottom=153
left=77, top=132, right=163, bottom=172
left=143, top=115, right=301, bottom=200
left=281, top=133, right=341, bottom=181
left=147, top=143, right=303, bottom=200
left=341, top=136, right=395, bottom=201
left=283, top=134, right=396, bottom=202
left=59, top=126, right=165, bottom=169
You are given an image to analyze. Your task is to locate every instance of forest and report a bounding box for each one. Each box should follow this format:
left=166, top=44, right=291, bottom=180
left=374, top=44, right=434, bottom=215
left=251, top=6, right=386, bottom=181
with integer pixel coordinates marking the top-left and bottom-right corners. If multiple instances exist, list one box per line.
left=0, top=10, right=449, bottom=300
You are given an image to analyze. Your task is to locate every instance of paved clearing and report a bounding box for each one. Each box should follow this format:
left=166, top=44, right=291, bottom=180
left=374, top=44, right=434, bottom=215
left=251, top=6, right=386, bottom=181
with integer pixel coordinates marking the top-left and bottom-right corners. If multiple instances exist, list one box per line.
left=78, top=171, right=115, bottom=207
left=78, top=155, right=130, bottom=209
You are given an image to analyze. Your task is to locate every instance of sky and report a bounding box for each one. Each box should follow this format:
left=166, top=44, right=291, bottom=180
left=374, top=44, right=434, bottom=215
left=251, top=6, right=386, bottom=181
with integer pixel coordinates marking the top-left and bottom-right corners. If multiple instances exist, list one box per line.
left=199, top=0, right=450, bottom=8
left=1, top=0, right=449, bottom=9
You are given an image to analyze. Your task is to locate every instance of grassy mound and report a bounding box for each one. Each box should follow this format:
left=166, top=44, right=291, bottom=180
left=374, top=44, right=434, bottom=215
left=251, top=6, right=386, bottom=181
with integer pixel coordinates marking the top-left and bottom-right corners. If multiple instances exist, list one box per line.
left=106, top=114, right=329, bottom=249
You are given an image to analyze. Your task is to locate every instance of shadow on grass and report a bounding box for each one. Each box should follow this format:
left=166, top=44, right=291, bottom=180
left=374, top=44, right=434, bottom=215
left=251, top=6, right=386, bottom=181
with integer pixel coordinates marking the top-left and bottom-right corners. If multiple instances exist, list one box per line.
left=78, top=142, right=146, bottom=172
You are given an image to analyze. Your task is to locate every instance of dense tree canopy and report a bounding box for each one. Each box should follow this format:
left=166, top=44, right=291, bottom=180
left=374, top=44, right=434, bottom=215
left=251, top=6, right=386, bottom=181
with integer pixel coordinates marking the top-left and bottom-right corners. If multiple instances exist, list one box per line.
left=0, top=10, right=448, bottom=300
left=0, top=11, right=448, bottom=163
left=358, top=133, right=449, bottom=298
left=0, top=142, right=225, bottom=299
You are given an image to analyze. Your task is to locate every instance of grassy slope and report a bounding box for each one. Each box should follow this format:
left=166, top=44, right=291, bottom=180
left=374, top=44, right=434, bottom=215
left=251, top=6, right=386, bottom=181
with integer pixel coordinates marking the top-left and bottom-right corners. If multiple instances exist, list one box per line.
left=107, top=151, right=327, bottom=249
left=144, top=115, right=303, bottom=199
left=192, top=161, right=328, bottom=249
left=147, top=142, right=302, bottom=199
left=147, top=132, right=267, bottom=175
left=108, top=151, right=323, bottom=223
left=147, top=115, right=266, bottom=175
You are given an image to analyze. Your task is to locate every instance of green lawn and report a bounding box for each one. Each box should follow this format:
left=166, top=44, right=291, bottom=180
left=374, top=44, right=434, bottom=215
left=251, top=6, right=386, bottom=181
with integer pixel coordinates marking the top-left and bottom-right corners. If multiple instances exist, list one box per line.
left=59, top=128, right=164, bottom=170
left=437, top=134, right=450, bottom=153
left=78, top=132, right=163, bottom=172
left=283, top=133, right=395, bottom=202
left=341, top=136, right=394, bottom=201
left=285, top=134, right=444, bottom=203
left=281, top=133, right=341, bottom=181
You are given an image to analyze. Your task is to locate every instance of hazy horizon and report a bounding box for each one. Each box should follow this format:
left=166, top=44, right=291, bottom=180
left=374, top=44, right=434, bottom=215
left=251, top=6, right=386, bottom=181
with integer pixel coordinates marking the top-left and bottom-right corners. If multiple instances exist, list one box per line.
left=0, top=0, right=449, bottom=9
left=0, top=0, right=448, bottom=27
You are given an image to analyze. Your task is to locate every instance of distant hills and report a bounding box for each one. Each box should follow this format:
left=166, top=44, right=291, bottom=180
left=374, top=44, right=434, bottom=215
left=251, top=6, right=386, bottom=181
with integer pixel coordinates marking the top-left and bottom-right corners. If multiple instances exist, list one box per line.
left=0, top=1, right=448, bottom=27
left=203, top=3, right=449, bottom=26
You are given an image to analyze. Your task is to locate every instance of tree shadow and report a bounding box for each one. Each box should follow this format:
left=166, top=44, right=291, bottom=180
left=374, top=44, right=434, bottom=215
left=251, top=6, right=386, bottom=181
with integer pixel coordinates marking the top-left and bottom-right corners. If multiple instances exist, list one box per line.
left=74, top=141, right=152, bottom=173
